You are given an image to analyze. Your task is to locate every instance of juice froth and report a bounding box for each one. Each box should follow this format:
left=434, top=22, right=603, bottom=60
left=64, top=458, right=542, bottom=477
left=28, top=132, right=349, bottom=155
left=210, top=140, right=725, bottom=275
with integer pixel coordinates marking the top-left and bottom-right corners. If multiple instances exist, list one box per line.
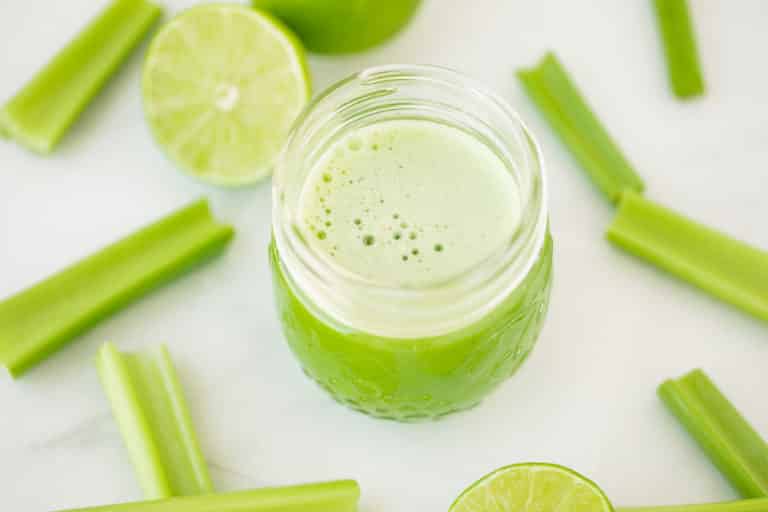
left=298, top=119, right=521, bottom=289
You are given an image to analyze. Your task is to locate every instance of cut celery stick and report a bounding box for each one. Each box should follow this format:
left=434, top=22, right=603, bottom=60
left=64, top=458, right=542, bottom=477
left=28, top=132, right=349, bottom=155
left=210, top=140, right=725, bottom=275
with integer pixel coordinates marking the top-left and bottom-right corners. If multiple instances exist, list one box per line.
left=659, top=369, right=768, bottom=498
left=0, top=0, right=162, bottom=153
left=517, top=52, right=644, bottom=204
left=58, top=481, right=361, bottom=512
left=607, top=191, right=768, bottom=322
left=97, top=343, right=213, bottom=499
left=652, top=0, right=705, bottom=99
left=0, top=199, right=234, bottom=378
left=620, top=498, right=768, bottom=512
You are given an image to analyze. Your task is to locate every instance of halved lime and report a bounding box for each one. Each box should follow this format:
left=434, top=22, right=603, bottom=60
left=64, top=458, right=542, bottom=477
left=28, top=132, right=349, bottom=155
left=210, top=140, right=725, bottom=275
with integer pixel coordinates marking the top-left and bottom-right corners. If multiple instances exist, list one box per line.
left=450, top=463, right=613, bottom=512
left=142, top=4, right=310, bottom=186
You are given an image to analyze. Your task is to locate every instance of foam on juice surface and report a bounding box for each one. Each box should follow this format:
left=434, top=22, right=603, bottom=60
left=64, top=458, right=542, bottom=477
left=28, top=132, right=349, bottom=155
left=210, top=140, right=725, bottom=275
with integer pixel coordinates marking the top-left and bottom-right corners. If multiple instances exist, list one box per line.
left=298, top=119, right=521, bottom=288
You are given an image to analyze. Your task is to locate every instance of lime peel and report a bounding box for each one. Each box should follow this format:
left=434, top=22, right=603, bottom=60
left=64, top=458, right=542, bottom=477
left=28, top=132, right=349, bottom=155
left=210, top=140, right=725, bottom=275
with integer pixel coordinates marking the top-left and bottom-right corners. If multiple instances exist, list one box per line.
left=252, top=0, right=421, bottom=54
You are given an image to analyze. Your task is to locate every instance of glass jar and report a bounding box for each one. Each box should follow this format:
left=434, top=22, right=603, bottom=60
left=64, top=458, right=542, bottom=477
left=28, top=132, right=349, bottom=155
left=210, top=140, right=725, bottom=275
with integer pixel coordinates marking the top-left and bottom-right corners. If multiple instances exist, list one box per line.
left=270, top=65, right=552, bottom=421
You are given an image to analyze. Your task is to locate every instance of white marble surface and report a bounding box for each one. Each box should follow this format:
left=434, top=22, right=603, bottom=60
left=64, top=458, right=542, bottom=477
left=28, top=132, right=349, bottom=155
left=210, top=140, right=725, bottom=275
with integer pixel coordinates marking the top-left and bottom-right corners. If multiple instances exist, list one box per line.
left=1, top=1, right=767, bottom=511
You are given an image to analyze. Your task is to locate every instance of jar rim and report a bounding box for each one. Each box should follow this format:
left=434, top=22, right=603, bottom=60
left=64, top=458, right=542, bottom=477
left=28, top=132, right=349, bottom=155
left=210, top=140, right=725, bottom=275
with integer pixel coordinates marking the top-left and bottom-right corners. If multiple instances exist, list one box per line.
left=272, top=64, right=548, bottom=338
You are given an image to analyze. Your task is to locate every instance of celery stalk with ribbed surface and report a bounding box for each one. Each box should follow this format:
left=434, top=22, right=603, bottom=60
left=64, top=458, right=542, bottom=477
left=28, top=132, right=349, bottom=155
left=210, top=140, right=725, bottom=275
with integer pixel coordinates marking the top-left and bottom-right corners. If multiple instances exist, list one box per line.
left=518, top=52, right=644, bottom=204
left=97, top=343, right=213, bottom=499
left=607, top=191, right=768, bottom=322
left=0, top=0, right=162, bottom=153
left=651, top=0, right=705, bottom=98
left=0, top=199, right=234, bottom=377
left=659, top=369, right=768, bottom=497
left=621, top=498, right=768, bottom=512
left=57, top=481, right=361, bottom=512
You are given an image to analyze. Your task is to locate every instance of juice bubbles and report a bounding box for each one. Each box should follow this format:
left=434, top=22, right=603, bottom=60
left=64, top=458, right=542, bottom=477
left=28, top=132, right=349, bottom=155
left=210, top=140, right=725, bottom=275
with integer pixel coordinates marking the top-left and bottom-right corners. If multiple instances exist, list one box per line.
left=271, top=66, right=552, bottom=420
left=301, top=120, right=520, bottom=289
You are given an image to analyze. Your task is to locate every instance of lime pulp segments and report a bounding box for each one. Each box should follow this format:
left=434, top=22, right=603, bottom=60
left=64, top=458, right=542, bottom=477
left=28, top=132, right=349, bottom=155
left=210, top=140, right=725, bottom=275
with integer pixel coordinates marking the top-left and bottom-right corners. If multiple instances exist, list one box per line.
left=142, top=4, right=310, bottom=186
left=450, top=463, right=614, bottom=512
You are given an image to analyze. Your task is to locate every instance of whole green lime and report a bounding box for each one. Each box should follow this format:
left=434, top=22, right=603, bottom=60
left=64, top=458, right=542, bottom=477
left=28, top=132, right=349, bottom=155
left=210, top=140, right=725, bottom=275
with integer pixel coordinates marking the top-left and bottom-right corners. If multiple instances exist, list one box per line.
left=251, top=0, right=421, bottom=54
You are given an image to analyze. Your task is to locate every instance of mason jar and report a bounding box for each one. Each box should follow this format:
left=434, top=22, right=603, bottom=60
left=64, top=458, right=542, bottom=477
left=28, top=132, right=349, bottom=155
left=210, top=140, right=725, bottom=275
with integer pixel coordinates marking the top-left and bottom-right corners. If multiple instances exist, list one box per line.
left=270, top=65, right=552, bottom=421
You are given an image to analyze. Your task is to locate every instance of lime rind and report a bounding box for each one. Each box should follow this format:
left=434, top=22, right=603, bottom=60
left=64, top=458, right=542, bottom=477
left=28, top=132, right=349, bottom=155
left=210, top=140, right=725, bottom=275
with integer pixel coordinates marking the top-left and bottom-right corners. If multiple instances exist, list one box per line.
left=450, top=463, right=614, bottom=512
left=142, top=4, right=310, bottom=187
left=251, top=0, right=422, bottom=54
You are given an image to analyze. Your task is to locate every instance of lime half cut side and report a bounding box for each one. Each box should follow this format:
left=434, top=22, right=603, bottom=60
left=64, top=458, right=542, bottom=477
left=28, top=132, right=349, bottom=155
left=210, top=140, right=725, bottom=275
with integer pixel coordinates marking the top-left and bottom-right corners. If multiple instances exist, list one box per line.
left=450, top=463, right=614, bottom=512
left=143, top=4, right=310, bottom=186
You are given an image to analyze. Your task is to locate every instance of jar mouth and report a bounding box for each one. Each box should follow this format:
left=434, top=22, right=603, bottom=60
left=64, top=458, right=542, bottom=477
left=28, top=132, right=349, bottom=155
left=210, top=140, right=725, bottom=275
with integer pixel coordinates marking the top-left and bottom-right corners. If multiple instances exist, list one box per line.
left=273, top=64, right=548, bottom=339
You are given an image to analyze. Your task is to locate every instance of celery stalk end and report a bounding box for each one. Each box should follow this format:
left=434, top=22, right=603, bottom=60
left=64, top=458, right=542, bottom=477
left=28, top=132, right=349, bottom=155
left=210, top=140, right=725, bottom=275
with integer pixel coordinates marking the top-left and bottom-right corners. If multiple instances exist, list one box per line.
left=607, top=191, right=768, bottom=322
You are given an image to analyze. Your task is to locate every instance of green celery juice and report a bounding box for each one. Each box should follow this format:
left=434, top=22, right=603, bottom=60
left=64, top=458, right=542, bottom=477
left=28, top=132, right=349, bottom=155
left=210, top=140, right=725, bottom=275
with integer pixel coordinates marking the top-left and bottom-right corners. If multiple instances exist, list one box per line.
left=302, top=121, right=521, bottom=287
left=271, top=67, right=552, bottom=420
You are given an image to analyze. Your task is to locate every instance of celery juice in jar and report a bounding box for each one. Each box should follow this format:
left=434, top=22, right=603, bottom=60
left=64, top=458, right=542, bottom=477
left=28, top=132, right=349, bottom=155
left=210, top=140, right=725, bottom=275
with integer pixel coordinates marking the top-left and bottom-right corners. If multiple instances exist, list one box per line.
left=271, top=66, right=552, bottom=420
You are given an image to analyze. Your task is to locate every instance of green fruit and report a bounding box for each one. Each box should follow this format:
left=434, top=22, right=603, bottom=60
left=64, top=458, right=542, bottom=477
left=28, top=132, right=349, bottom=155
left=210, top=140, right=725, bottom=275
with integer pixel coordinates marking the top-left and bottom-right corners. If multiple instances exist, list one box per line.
left=142, top=4, right=310, bottom=186
left=450, top=463, right=614, bottom=512
left=251, top=0, right=421, bottom=54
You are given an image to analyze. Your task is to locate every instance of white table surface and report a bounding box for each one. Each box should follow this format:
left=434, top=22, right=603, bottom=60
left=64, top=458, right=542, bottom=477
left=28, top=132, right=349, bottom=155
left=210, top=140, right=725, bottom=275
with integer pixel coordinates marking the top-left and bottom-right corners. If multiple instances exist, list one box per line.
left=1, top=1, right=767, bottom=511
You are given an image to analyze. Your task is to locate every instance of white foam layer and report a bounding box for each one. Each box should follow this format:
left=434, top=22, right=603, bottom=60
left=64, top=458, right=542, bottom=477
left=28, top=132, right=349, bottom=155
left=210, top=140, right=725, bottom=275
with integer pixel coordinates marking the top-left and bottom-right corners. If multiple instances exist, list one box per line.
left=298, top=119, right=521, bottom=289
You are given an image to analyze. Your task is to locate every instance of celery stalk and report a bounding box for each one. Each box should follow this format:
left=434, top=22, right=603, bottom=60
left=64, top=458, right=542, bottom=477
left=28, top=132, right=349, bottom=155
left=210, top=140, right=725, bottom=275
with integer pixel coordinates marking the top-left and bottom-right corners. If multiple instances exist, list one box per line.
left=58, top=481, right=361, bottom=512
left=659, top=369, right=768, bottom=497
left=0, top=199, right=234, bottom=378
left=607, top=191, right=768, bottom=322
left=517, top=52, right=644, bottom=204
left=621, top=498, right=768, bottom=512
left=97, top=343, right=213, bottom=499
left=652, top=0, right=705, bottom=98
left=0, top=0, right=162, bottom=153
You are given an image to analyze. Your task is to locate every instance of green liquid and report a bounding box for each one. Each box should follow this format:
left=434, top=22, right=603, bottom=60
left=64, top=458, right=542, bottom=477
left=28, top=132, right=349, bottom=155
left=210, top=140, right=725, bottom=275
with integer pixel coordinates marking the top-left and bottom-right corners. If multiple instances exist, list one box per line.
left=271, top=120, right=553, bottom=420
